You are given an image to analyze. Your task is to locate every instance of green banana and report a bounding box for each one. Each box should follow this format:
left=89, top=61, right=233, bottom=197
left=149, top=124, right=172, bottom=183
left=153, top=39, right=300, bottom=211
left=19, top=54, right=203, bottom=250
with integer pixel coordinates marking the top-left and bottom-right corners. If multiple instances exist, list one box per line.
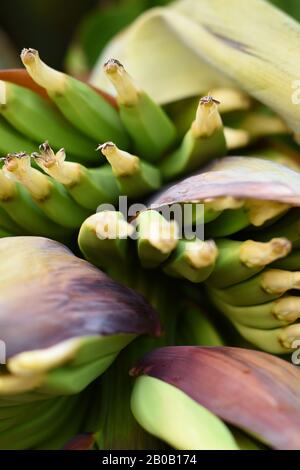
left=206, top=200, right=290, bottom=237
left=210, top=293, right=300, bottom=330
left=0, top=205, right=25, bottom=235
left=0, top=394, right=88, bottom=450
left=223, top=127, right=250, bottom=150
left=0, top=116, right=36, bottom=154
left=131, top=375, right=239, bottom=450
left=78, top=211, right=134, bottom=278
left=3, top=153, right=89, bottom=229
left=271, top=250, right=300, bottom=271
left=163, top=238, right=218, bottom=283
left=207, top=238, right=291, bottom=288
left=178, top=301, right=224, bottom=346
left=21, top=48, right=129, bottom=148
left=254, top=208, right=300, bottom=247
left=131, top=345, right=300, bottom=449
left=0, top=169, right=69, bottom=239
left=99, top=142, right=161, bottom=198
left=160, top=95, right=226, bottom=181
left=182, top=196, right=242, bottom=227
left=232, top=321, right=300, bottom=355
left=34, top=142, right=120, bottom=210
left=135, top=210, right=178, bottom=268
left=0, top=228, right=12, bottom=237
left=207, top=269, right=300, bottom=307
left=0, top=80, right=97, bottom=163
left=236, top=111, right=289, bottom=141
left=104, top=58, right=176, bottom=162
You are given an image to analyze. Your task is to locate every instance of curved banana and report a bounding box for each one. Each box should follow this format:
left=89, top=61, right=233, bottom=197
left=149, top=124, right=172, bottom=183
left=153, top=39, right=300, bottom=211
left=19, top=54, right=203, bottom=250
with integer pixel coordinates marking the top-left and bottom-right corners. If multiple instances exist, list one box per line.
left=207, top=238, right=291, bottom=288
left=163, top=238, right=218, bottom=283
left=135, top=210, right=178, bottom=268
left=21, top=48, right=129, bottom=148
left=0, top=80, right=97, bottom=163
left=131, top=375, right=238, bottom=450
left=99, top=142, right=161, bottom=198
left=208, top=269, right=300, bottom=307
left=160, top=95, right=226, bottom=181
left=34, top=142, right=120, bottom=210
left=3, top=153, right=89, bottom=229
left=104, top=59, right=176, bottom=161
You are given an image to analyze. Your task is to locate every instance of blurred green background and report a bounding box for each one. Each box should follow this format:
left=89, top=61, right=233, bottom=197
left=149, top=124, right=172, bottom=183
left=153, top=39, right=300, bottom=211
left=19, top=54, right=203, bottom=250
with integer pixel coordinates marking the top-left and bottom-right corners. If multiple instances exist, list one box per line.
left=0, top=0, right=299, bottom=71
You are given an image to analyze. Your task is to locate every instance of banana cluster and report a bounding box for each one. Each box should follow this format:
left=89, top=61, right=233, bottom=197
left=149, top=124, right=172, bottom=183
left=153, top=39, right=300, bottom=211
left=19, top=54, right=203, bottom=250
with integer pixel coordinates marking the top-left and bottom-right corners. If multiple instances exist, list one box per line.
left=1, top=17, right=300, bottom=449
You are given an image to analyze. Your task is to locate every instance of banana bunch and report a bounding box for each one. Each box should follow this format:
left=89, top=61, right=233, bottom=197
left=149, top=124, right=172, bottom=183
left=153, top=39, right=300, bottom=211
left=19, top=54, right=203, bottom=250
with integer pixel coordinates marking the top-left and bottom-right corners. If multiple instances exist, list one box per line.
left=2, top=0, right=300, bottom=452
left=0, top=42, right=295, bottom=242
left=0, top=237, right=159, bottom=449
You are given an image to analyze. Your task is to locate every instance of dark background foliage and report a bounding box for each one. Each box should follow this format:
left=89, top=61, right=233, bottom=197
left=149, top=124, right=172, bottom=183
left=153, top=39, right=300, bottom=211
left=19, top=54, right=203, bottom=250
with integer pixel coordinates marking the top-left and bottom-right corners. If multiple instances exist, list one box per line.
left=0, top=0, right=298, bottom=70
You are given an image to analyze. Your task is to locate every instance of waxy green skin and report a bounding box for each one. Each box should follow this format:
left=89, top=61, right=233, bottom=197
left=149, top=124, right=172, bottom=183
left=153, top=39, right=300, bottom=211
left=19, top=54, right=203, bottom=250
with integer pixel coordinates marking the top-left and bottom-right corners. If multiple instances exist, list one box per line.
left=119, top=92, right=176, bottom=162
left=163, top=239, right=215, bottom=283
left=29, top=178, right=90, bottom=229
left=45, top=76, right=129, bottom=149
left=136, top=211, right=177, bottom=269
left=209, top=293, right=291, bottom=330
left=1, top=82, right=97, bottom=163
left=160, top=127, right=226, bottom=181
left=206, top=239, right=257, bottom=288
left=60, top=165, right=120, bottom=211
left=131, top=375, right=238, bottom=450
left=205, top=208, right=250, bottom=237
left=0, top=116, right=37, bottom=154
left=0, top=181, right=70, bottom=240
left=208, top=272, right=280, bottom=307
left=115, top=161, right=162, bottom=199
left=78, top=213, right=132, bottom=274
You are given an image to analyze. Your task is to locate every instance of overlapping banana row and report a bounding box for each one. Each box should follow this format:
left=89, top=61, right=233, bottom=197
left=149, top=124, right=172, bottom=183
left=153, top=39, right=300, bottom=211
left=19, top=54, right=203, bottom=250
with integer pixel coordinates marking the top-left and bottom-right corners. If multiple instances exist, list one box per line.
left=0, top=236, right=161, bottom=450
left=0, top=45, right=297, bottom=242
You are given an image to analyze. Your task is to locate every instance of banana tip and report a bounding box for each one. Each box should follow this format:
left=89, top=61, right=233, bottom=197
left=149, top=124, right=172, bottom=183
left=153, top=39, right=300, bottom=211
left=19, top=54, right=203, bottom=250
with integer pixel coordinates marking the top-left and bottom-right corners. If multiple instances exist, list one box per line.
left=97, top=142, right=116, bottom=154
left=200, top=95, right=220, bottom=107
left=21, top=48, right=38, bottom=65
left=104, top=58, right=124, bottom=74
